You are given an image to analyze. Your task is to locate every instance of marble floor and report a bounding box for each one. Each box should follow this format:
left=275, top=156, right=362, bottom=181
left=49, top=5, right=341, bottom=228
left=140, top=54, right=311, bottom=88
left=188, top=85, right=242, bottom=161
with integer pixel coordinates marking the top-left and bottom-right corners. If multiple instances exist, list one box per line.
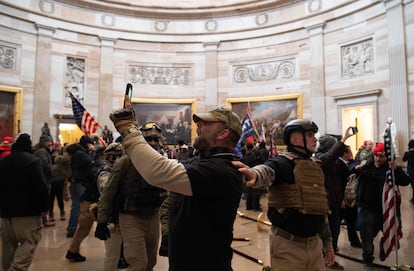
left=1, top=186, right=413, bottom=271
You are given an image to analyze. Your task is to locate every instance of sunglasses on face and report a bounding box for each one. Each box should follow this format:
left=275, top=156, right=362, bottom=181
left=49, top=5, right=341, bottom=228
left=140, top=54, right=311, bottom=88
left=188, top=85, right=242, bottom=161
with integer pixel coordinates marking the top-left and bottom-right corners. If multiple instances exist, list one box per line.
left=145, top=137, right=159, bottom=143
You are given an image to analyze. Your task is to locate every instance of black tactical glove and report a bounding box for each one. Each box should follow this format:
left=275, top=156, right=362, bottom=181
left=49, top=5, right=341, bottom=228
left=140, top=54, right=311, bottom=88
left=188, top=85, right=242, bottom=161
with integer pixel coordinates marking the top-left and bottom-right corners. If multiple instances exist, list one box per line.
left=158, top=234, right=169, bottom=257
left=95, top=223, right=110, bottom=240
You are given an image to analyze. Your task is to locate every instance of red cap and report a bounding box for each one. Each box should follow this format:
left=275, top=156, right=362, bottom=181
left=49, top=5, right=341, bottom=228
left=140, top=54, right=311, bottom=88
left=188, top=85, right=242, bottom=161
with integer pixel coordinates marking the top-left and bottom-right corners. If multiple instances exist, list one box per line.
left=2, top=136, right=13, bottom=145
left=373, top=142, right=384, bottom=155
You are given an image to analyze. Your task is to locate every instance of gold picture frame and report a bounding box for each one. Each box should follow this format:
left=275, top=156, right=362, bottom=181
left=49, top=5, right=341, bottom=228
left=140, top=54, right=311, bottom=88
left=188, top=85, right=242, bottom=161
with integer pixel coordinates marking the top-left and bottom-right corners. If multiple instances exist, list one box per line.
left=226, top=93, right=302, bottom=147
left=0, top=85, right=23, bottom=139
left=131, top=98, right=196, bottom=145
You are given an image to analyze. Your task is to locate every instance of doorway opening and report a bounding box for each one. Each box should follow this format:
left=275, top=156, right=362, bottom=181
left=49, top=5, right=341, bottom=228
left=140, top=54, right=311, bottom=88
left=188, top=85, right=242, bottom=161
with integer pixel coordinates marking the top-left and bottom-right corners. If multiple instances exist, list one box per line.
left=342, top=105, right=373, bottom=155
left=0, top=85, right=22, bottom=138
left=58, top=123, right=83, bottom=145
left=54, top=114, right=83, bottom=145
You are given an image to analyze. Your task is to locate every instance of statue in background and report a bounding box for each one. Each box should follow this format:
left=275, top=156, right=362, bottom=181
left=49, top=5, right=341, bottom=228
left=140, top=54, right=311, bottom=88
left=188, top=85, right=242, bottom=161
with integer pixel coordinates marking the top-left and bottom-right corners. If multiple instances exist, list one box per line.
left=41, top=122, right=53, bottom=141
left=101, top=125, right=113, bottom=145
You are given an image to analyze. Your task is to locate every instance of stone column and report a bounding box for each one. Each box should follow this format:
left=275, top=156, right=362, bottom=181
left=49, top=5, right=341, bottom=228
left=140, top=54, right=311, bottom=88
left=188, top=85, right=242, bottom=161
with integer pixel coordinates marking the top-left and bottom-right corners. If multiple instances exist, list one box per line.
left=33, top=24, right=55, bottom=141
left=203, top=42, right=220, bottom=108
left=98, top=37, right=116, bottom=128
left=306, top=22, right=326, bottom=133
left=384, top=0, right=409, bottom=155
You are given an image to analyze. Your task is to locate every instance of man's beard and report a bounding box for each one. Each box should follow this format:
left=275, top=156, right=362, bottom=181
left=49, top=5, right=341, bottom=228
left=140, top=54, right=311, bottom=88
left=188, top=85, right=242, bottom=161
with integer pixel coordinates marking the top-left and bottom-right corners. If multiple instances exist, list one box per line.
left=193, top=136, right=210, bottom=152
left=149, top=143, right=160, bottom=152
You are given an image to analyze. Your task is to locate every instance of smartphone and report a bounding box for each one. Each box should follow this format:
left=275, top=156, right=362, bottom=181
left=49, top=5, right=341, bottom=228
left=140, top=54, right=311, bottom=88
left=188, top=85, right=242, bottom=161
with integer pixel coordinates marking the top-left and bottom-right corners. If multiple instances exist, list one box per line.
left=351, top=126, right=358, bottom=134
left=123, top=83, right=133, bottom=108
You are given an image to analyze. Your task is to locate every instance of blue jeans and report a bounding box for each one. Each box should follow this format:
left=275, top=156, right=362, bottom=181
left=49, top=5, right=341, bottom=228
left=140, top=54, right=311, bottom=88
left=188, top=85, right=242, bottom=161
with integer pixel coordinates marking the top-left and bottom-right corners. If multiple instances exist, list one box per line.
left=67, top=182, right=85, bottom=234
left=358, top=207, right=382, bottom=264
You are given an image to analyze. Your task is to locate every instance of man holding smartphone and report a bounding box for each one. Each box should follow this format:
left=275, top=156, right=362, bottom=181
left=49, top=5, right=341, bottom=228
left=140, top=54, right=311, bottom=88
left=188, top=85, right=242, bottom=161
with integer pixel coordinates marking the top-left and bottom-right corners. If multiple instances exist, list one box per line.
left=109, top=96, right=243, bottom=271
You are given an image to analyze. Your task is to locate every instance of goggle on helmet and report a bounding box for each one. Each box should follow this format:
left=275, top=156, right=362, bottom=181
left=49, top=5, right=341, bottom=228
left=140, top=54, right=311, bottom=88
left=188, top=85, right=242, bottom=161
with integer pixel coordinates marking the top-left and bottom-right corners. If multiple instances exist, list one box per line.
left=104, top=143, right=123, bottom=156
left=139, top=122, right=162, bottom=139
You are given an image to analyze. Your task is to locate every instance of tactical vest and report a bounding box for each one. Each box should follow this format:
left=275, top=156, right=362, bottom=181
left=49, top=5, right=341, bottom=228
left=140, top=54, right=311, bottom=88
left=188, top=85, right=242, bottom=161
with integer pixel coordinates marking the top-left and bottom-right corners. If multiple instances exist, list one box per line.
left=119, top=157, right=167, bottom=212
left=267, top=152, right=329, bottom=215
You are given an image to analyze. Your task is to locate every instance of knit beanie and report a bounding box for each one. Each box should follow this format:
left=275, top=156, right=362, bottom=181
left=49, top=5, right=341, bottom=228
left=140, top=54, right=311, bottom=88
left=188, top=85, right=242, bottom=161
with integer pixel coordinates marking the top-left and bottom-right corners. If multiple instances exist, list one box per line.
left=318, top=135, right=337, bottom=152
left=409, top=139, right=414, bottom=149
left=39, top=135, right=52, bottom=142
left=12, top=133, right=32, bottom=153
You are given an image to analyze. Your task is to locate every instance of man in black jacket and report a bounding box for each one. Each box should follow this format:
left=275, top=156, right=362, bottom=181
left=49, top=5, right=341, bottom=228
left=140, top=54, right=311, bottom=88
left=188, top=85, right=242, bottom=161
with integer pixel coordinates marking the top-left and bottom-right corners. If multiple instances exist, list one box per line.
left=335, top=145, right=361, bottom=248
left=110, top=101, right=243, bottom=271
left=314, top=130, right=355, bottom=257
left=0, top=133, right=49, bottom=271
left=357, top=142, right=410, bottom=269
left=33, top=135, right=55, bottom=227
left=65, top=135, right=94, bottom=239
left=66, top=146, right=106, bottom=262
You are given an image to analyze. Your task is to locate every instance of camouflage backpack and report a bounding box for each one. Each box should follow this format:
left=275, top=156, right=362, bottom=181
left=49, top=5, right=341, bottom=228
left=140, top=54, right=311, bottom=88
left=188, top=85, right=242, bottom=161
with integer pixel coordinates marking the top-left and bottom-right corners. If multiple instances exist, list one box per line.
left=344, top=173, right=359, bottom=208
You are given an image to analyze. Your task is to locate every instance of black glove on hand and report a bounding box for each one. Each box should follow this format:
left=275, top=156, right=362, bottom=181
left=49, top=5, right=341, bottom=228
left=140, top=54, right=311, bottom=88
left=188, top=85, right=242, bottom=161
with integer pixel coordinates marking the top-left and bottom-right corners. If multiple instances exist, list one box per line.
left=109, top=108, right=139, bottom=138
left=95, top=223, right=111, bottom=240
left=158, top=234, right=169, bottom=257
left=158, top=235, right=168, bottom=257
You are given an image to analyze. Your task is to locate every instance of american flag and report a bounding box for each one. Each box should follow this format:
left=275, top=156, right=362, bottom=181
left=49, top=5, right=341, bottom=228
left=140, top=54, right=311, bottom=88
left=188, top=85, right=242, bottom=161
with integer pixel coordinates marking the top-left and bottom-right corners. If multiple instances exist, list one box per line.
left=69, top=92, right=99, bottom=137
left=268, top=136, right=278, bottom=158
left=381, top=123, right=402, bottom=259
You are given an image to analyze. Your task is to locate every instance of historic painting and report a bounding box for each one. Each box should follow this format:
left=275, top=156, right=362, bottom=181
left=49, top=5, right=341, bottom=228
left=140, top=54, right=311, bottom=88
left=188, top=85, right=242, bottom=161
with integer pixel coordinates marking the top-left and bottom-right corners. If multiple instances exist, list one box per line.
left=0, top=85, right=22, bottom=139
left=226, top=94, right=302, bottom=146
left=131, top=98, right=196, bottom=146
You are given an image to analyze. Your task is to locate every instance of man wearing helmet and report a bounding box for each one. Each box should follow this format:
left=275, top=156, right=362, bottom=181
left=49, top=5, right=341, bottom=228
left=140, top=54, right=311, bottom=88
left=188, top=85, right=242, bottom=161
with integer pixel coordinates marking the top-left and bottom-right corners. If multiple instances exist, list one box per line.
left=94, top=142, right=127, bottom=271
left=95, top=122, right=167, bottom=271
left=234, top=119, right=336, bottom=271
left=110, top=96, right=243, bottom=271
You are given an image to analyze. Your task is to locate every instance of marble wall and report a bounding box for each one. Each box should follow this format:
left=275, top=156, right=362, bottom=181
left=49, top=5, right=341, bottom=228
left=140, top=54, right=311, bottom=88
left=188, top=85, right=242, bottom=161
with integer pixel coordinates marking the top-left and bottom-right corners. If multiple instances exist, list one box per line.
left=0, top=0, right=413, bottom=155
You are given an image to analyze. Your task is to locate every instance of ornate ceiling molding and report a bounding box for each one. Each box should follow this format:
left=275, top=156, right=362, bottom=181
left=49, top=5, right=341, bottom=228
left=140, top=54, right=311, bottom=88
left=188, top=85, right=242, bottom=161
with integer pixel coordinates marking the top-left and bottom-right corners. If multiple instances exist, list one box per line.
left=53, top=0, right=302, bottom=19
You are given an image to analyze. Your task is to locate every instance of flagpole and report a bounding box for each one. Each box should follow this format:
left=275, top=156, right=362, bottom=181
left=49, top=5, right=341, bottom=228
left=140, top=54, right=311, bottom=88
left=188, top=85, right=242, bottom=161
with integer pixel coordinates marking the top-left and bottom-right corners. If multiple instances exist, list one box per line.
left=385, top=119, right=412, bottom=271
left=386, top=119, right=399, bottom=269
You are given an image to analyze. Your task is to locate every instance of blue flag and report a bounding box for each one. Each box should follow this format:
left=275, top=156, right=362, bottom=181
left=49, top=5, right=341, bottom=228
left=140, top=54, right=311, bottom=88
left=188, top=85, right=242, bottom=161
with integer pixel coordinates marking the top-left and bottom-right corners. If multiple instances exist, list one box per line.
left=234, top=114, right=257, bottom=158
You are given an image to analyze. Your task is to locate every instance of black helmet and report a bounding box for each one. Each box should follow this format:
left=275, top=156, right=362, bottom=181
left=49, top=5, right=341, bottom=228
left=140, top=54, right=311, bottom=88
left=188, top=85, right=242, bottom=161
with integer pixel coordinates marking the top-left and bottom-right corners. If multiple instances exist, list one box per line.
left=283, top=119, right=318, bottom=145
left=139, top=122, right=162, bottom=138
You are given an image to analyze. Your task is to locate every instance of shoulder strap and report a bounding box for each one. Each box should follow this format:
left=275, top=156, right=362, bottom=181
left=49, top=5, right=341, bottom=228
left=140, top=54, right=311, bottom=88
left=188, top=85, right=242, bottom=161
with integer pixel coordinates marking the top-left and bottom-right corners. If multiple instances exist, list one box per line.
left=266, top=155, right=294, bottom=184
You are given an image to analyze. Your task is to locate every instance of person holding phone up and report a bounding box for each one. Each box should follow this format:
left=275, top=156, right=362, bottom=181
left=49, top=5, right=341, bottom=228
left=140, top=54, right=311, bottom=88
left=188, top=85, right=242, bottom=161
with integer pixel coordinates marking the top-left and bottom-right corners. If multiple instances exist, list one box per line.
left=109, top=95, right=243, bottom=271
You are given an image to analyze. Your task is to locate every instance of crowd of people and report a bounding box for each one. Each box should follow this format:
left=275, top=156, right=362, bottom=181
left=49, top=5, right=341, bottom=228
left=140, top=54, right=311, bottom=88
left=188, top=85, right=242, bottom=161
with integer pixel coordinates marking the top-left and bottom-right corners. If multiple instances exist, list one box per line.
left=1, top=99, right=414, bottom=271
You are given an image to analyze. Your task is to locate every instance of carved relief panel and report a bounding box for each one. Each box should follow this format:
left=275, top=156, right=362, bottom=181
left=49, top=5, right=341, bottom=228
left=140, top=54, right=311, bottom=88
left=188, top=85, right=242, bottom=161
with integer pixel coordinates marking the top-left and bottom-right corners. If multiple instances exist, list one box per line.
left=128, top=64, right=191, bottom=86
left=65, top=56, right=85, bottom=107
left=0, top=44, right=17, bottom=70
left=233, top=58, right=296, bottom=83
left=341, top=38, right=374, bottom=79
